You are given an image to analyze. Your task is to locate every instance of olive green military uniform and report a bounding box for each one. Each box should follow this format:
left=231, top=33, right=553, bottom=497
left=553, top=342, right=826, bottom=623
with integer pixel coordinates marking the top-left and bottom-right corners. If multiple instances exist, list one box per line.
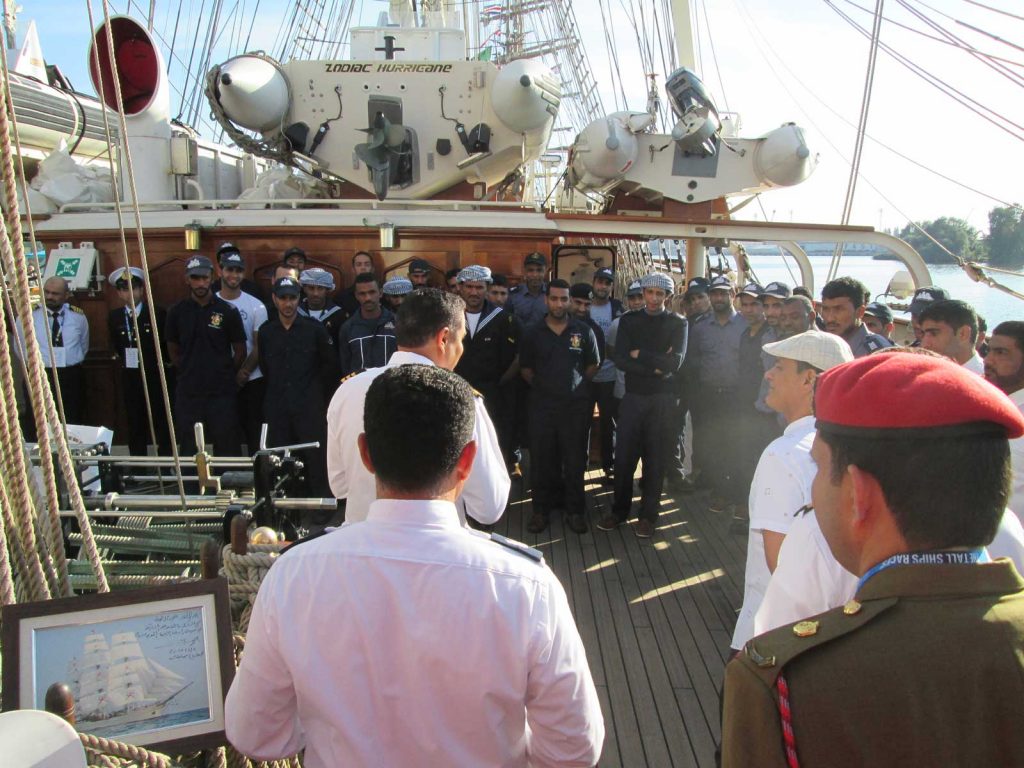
left=723, top=560, right=1024, bottom=767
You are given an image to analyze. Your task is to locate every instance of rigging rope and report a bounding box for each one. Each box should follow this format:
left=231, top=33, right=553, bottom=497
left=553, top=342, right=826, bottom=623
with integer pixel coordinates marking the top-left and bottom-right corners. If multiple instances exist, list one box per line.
left=89, top=0, right=190, bottom=510
left=827, top=0, right=885, bottom=284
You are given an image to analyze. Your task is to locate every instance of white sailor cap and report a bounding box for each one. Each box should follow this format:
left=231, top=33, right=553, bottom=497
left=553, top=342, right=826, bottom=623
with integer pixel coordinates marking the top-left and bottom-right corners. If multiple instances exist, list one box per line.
left=457, top=265, right=493, bottom=284
left=299, top=268, right=336, bottom=290
left=641, top=272, right=674, bottom=293
left=108, top=266, right=145, bottom=286
left=383, top=276, right=414, bottom=296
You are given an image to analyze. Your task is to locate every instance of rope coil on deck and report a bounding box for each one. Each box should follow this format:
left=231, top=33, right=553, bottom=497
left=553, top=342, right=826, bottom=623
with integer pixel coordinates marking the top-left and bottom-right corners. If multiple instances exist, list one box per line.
left=221, top=544, right=283, bottom=632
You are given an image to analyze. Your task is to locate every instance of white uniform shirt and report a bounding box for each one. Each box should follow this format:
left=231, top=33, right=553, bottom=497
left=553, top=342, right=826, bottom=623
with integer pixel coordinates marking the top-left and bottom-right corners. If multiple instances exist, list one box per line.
left=755, top=508, right=1024, bottom=636
left=1008, top=389, right=1024, bottom=526
left=731, top=414, right=816, bottom=650
left=19, top=304, right=89, bottom=367
left=218, top=290, right=267, bottom=380
left=753, top=510, right=858, bottom=636
left=325, top=351, right=510, bottom=525
left=963, top=351, right=985, bottom=375
left=225, top=499, right=605, bottom=768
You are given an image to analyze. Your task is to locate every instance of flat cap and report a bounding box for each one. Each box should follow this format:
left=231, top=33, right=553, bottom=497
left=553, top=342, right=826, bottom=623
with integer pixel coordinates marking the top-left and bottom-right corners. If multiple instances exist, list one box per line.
left=108, top=266, right=145, bottom=285
left=763, top=330, right=853, bottom=373
left=524, top=251, right=547, bottom=267
left=299, top=268, right=335, bottom=290
left=408, top=258, right=431, bottom=275
left=863, top=301, right=894, bottom=324
left=709, top=275, right=734, bottom=291
left=684, top=277, right=710, bottom=296
left=626, top=280, right=643, bottom=296
left=909, top=286, right=951, bottom=316
left=641, top=273, right=674, bottom=293
left=570, top=282, right=594, bottom=300
left=185, top=255, right=214, bottom=275
left=272, top=277, right=301, bottom=297
left=457, top=265, right=493, bottom=284
left=383, top=276, right=414, bottom=296
left=762, top=281, right=792, bottom=299
left=739, top=281, right=764, bottom=298
left=815, top=353, right=1024, bottom=439
left=594, top=267, right=614, bottom=282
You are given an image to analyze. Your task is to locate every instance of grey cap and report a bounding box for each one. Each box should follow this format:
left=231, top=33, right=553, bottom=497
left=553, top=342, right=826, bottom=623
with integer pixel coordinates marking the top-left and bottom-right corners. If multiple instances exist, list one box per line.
left=864, top=301, right=894, bottom=324
left=299, top=268, right=336, bottom=290
left=272, top=277, right=301, bottom=297
left=184, top=255, right=214, bottom=276
left=909, top=286, right=951, bottom=316
left=739, top=281, right=764, bottom=298
left=762, top=281, right=792, bottom=299
left=383, top=276, right=414, bottom=296
left=709, top=275, right=734, bottom=291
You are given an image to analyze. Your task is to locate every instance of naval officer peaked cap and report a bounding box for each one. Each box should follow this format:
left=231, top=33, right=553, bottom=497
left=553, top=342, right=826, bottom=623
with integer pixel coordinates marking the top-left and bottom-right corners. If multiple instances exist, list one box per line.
left=641, top=273, right=674, bottom=293
left=763, top=330, right=853, bottom=373
left=457, top=265, right=493, bottom=284
left=300, top=268, right=336, bottom=290
left=108, top=266, right=146, bottom=285
left=815, top=353, right=1024, bottom=439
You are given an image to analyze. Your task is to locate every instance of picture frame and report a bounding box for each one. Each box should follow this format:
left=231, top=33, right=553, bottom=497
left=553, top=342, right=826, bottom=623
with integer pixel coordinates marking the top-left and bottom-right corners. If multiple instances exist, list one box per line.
left=2, top=577, right=234, bottom=754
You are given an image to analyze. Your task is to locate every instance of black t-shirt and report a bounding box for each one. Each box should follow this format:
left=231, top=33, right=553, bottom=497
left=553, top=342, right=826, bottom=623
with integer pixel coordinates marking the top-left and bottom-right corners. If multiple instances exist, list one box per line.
left=257, top=316, right=336, bottom=415
left=165, top=296, right=245, bottom=397
left=520, top=317, right=599, bottom=402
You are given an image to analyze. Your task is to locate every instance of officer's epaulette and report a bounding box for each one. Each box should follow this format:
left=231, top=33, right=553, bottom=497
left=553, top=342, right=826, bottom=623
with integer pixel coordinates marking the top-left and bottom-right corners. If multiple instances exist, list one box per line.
left=738, top=596, right=899, bottom=686
left=339, top=371, right=359, bottom=385
left=489, top=532, right=544, bottom=563
left=69, top=305, right=86, bottom=314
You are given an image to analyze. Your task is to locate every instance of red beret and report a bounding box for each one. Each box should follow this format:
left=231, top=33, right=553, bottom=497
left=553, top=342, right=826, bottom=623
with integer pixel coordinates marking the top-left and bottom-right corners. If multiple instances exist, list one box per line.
left=815, top=353, right=1024, bottom=439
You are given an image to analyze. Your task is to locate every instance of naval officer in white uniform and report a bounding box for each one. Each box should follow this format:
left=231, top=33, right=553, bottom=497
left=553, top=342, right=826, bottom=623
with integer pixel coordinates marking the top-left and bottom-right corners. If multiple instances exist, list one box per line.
left=228, top=365, right=604, bottom=767
left=326, top=287, right=509, bottom=525
left=17, top=276, right=90, bottom=423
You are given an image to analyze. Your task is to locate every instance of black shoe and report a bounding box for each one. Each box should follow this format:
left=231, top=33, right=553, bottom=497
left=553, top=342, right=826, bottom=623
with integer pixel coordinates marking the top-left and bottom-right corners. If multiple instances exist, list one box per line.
left=596, top=514, right=621, bottom=531
left=709, top=496, right=728, bottom=513
left=567, top=513, right=589, bottom=534
left=527, top=511, right=549, bottom=533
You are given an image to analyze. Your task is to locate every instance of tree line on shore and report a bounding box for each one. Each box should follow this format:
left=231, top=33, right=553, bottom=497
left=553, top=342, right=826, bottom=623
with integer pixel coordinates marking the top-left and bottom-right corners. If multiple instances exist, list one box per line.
left=884, top=204, right=1024, bottom=267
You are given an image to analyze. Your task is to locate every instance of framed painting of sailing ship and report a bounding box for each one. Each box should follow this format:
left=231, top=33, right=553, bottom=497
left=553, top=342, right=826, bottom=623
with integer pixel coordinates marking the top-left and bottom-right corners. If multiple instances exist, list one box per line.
left=1, top=577, right=233, bottom=753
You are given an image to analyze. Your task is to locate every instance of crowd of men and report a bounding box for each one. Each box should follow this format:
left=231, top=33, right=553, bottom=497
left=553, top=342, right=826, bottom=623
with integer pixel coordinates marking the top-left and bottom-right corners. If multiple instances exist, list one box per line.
left=16, top=244, right=1024, bottom=765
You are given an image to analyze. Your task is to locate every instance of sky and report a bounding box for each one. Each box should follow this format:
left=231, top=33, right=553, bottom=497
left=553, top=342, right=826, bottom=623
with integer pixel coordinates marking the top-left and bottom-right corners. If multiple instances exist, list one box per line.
left=25, top=0, right=1024, bottom=234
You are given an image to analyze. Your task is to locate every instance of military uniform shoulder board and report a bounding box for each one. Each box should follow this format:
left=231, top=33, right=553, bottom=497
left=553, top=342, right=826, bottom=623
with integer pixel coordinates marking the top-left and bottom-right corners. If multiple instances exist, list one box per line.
left=739, top=596, right=899, bottom=685
left=489, top=532, right=544, bottom=563
left=339, top=371, right=359, bottom=385
left=70, top=305, right=86, bottom=314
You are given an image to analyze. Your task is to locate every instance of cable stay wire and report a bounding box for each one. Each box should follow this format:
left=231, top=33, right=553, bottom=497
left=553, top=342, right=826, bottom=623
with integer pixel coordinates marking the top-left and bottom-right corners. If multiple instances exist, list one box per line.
left=839, top=0, right=1024, bottom=68
left=824, top=0, right=1024, bottom=142
left=962, top=0, right=1024, bottom=23
left=732, top=0, right=1018, bottom=293
left=700, top=0, right=730, bottom=112
left=898, top=0, right=1024, bottom=89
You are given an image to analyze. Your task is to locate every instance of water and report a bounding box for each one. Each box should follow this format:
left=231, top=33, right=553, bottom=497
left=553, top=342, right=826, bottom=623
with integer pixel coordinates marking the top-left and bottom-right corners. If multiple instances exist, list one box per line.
left=84, top=706, right=211, bottom=741
left=745, top=252, right=1024, bottom=327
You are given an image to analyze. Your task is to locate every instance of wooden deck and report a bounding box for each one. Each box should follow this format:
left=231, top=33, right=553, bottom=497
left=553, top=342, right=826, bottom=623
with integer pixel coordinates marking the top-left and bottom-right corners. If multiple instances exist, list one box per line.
left=492, top=467, right=747, bottom=768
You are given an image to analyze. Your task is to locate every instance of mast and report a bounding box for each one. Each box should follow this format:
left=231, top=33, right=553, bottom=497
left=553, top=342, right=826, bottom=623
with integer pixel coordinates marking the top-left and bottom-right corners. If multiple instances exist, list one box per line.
left=669, top=0, right=695, bottom=74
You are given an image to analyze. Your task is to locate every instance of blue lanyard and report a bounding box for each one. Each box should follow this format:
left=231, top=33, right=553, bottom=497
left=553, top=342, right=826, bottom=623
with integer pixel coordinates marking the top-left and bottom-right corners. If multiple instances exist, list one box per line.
left=857, top=548, right=989, bottom=592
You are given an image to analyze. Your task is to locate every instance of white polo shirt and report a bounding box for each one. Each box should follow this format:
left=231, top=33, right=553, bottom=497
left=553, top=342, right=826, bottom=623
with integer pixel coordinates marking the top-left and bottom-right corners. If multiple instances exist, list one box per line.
left=731, top=414, right=816, bottom=650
